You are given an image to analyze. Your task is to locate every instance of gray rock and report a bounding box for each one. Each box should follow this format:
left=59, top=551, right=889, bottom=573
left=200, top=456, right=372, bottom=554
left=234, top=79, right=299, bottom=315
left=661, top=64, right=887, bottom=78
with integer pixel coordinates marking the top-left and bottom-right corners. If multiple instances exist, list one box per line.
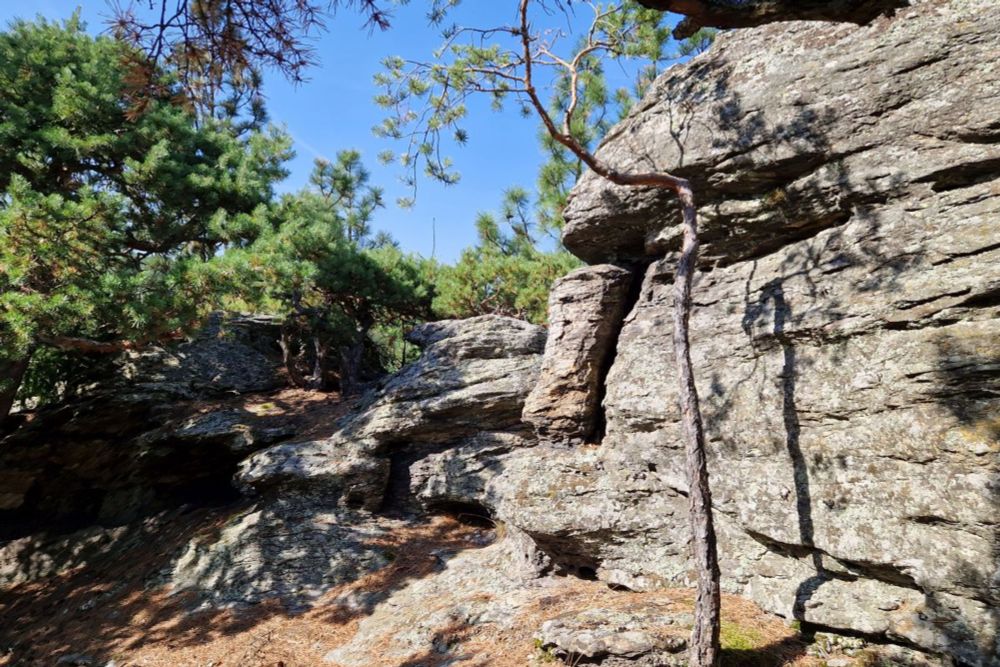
left=112, top=313, right=283, bottom=398
left=861, top=644, right=951, bottom=666
left=0, top=523, right=131, bottom=586
left=169, top=497, right=395, bottom=605
left=138, top=409, right=297, bottom=455
left=562, top=0, right=1000, bottom=267
left=343, top=315, right=546, bottom=449
left=0, top=315, right=287, bottom=533
left=323, top=533, right=560, bottom=666
left=241, top=316, right=545, bottom=506
left=536, top=604, right=688, bottom=665
left=490, top=2, right=1000, bottom=665
left=167, top=316, right=549, bottom=610
left=409, top=431, right=533, bottom=508
left=523, top=265, right=635, bottom=444
left=235, top=438, right=390, bottom=511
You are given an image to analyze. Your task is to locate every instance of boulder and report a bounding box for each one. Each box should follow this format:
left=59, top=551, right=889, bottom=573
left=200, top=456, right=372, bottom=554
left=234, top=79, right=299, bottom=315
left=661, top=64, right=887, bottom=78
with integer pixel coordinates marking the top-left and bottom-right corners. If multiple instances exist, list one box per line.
left=165, top=316, right=548, bottom=609
left=342, top=315, right=546, bottom=448
left=235, top=439, right=391, bottom=510
left=240, top=316, right=545, bottom=509
left=408, top=430, right=533, bottom=509
left=536, top=604, right=689, bottom=666
left=169, top=498, right=394, bottom=607
left=523, top=265, right=636, bottom=444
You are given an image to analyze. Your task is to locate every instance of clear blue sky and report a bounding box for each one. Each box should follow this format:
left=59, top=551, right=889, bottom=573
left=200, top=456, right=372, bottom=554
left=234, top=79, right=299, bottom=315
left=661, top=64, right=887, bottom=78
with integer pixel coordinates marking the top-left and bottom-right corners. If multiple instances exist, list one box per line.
left=2, top=1, right=679, bottom=262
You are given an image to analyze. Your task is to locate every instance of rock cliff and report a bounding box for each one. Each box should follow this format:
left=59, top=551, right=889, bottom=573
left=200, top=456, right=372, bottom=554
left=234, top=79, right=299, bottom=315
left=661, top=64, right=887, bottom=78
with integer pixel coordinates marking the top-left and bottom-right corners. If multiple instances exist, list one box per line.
left=493, top=1, right=999, bottom=664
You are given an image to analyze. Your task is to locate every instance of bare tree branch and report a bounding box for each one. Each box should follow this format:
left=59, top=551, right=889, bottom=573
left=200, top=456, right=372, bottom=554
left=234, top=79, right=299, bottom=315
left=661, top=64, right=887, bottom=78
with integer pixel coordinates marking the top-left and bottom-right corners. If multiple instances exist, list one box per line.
left=38, top=330, right=185, bottom=355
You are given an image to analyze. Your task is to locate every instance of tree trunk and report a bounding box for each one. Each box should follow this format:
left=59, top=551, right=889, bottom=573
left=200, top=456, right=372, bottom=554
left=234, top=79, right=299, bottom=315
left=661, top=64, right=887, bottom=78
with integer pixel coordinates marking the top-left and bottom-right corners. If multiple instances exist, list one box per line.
left=339, top=338, right=364, bottom=396
left=672, top=187, right=721, bottom=667
left=0, top=354, right=32, bottom=433
left=308, top=336, right=329, bottom=390
left=279, top=327, right=307, bottom=388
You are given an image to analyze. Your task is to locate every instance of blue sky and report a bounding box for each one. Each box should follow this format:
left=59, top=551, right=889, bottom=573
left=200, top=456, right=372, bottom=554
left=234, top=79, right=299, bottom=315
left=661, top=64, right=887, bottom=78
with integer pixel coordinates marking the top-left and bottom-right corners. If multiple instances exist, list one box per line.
left=3, top=1, right=678, bottom=262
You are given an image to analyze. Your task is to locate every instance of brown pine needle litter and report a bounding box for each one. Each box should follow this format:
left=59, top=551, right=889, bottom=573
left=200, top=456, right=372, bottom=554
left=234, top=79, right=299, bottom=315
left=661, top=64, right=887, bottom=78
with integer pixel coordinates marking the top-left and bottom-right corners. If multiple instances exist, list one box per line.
left=1, top=504, right=843, bottom=667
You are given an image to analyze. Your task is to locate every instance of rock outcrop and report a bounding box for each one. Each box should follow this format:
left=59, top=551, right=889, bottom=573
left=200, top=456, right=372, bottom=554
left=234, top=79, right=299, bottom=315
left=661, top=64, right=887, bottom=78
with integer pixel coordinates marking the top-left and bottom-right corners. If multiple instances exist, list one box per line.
left=0, top=316, right=288, bottom=537
left=2, top=4, right=997, bottom=666
left=171, top=316, right=547, bottom=603
left=236, top=316, right=545, bottom=511
left=523, top=265, right=635, bottom=444
left=491, top=1, right=1000, bottom=665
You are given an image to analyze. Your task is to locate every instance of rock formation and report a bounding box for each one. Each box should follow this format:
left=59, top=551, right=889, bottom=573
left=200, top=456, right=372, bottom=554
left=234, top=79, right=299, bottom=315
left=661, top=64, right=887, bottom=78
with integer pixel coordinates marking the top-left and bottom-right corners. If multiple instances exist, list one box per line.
left=171, top=315, right=546, bottom=603
left=0, top=315, right=288, bottom=537
left=522, top=264, right=635, bottom=444
left=488, top=1, right=1000, bottom=664
left=1, top=2, right=996, bottom=665
left=235, top=315, right=544, bottom=510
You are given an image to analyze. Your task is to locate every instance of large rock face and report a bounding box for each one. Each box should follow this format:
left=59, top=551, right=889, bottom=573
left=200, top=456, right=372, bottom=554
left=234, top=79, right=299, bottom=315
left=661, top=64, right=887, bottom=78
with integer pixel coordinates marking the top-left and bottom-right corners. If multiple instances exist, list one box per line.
left=495, top=2, right=999, bottom=665
left=564, top=0, right=1000, bottom=268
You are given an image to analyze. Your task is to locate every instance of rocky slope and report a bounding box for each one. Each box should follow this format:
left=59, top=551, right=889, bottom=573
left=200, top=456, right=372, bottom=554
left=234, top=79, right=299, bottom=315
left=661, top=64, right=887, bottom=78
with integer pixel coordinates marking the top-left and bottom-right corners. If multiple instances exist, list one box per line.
left=1, top=1, right=997, bottom=665
left=0, top=315, right=895, bottom=667
left=0, top=315, right=291, bottom=538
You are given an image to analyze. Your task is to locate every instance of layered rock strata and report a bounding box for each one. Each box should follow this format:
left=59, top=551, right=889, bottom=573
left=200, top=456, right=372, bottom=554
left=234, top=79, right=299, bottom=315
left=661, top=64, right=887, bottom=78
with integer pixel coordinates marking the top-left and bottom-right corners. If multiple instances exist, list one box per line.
left=522, top=264, right=636, bottom=444
left=490, top=1, right=1000, bottom=664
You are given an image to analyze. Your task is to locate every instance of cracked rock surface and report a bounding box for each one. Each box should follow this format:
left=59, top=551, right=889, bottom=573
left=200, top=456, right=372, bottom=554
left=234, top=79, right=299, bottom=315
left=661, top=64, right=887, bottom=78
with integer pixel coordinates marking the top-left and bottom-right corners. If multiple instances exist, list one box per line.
left=494, top=2, right=1000, bottom=665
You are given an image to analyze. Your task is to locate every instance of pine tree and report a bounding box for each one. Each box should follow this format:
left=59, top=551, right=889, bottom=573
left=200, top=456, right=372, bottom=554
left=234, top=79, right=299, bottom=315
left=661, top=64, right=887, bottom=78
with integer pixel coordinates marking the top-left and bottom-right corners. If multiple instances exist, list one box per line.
left=223, top=156, right=432, bottom=393
left=0, top=17, right=291, bottom=428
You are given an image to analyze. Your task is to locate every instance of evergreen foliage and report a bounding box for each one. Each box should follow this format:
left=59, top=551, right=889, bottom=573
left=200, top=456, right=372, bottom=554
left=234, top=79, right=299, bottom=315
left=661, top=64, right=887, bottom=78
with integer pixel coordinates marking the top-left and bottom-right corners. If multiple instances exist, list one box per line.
left=222, top=156, right=434, bottom=391
left=432, top=188, right=579, bottom=324
left=0, top=17, right=290, bottom=423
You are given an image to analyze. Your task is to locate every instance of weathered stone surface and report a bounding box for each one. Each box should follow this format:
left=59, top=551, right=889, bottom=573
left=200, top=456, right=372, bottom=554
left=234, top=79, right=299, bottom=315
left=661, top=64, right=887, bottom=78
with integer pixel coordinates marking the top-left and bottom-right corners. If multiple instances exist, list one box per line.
left=169, top=498, right=394, bottom=606
left=161, top=316, right=549, bottom=612
left=322, top=533, right=557, bottom=666
left=240, top=316, right=545, bottom=505
left=495, top=2, right=999, bottom=665
left=342, top=315, right=546, bottom=448
left=409, top=431, right=533, bottom=509
left=536, top=604, right=689, bottom=666
left=0, top=316, right=288, bottom=535
left=138, top=409, right=296, bottom=456
left=109, top=314, right=284, bottom=399
left=523, top=265, right=635, bottom=444
left=563, top=0, right=1000, bottom=267
left=235, top=439, right=390, bottom=510
left=0, top=523, right=133, bottom=587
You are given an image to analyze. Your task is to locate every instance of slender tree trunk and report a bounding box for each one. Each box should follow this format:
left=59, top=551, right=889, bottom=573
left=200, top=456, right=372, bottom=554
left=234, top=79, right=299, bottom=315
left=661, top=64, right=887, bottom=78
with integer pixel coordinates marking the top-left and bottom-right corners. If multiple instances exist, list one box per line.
left=339, top=333, right=365, bottom=396
left=340, top=315, right=375, bottom=396
left=511, top=8, right=722, bottom=658
left=673, top=187, right=721, bottom=667
left=0, top=354, right=32, bottom=433
left=279, top=327, right=307, bottom=388
left=309, top=336, right=329, bottom=390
